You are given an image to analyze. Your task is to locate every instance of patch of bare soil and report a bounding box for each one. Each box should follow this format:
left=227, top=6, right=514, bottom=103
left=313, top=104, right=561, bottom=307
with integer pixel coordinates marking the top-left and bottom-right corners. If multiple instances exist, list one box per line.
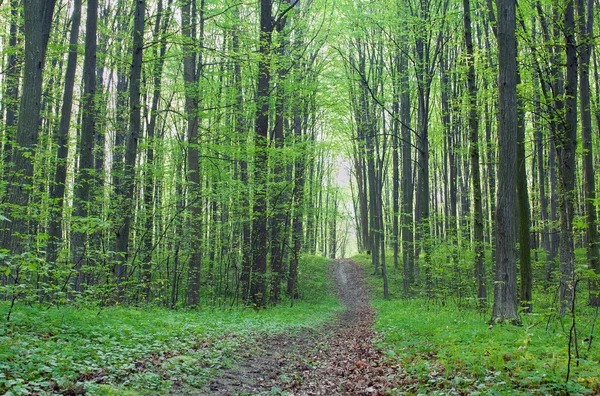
left=190, top=259, right=408, bottom=396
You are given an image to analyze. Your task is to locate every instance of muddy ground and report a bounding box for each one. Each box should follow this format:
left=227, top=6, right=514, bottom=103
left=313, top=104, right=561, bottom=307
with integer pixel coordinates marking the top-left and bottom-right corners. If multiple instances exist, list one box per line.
left=191, top=259, right=408, bottom=395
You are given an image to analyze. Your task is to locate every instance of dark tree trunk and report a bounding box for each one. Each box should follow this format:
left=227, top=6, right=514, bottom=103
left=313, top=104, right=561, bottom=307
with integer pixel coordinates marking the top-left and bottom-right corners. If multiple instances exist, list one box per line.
left=181, top=0, right=204, bottom=307
left=71, top=0, right=98, bottom=284
left=463, top=0, right=486, bottom=309
left=47, top=0, right=82, bottom=267
left=1, top=0, right=22, bottom=175
left=1, top=0, right=57, bottom=259
left=491, top=0, right=519, bottom=324
left=114, top=0, right=145, bottom=291
left=557, top=0, right=577, bottom=314
left=400, top=40, right=413, bottom=295
left=576, top=0, right=599, bottom=306
left=249, top=0, right=274, bottom=309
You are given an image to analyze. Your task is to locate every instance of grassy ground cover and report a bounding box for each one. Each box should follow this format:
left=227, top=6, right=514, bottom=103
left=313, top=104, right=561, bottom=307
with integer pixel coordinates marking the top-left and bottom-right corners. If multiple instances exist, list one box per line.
left=353, top=253, right=600, bottom=395
left=0, top=256, right=342, bottom=395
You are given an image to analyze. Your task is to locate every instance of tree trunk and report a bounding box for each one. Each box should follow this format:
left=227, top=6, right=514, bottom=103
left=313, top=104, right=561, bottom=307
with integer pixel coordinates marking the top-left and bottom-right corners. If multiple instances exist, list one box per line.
left=516, top=72, right=532, bottom=313
left=1, top=0, right=22, bottom=177
left=0, top=0, right=57, bottom=260
left=463, top=0, right=486, bottom=309
left=491, top=0, right=519, bottom=324
left=557, top=0, right=577, bottom=314
left=181, top=0, right=204, bottom=307
left=576, top=0, right=599, bottom=306
left=114, top=0, right=145, bottom=291
left=71, top=0, right=98, bottom=285
left=249, top=0, right=274, bottom=309
left=47, top=0, right=82, bottom=268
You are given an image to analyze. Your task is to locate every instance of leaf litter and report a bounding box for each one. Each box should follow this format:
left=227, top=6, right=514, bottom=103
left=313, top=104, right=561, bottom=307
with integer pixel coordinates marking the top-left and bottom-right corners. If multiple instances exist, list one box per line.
left=194, top=259, right=412, bottom=395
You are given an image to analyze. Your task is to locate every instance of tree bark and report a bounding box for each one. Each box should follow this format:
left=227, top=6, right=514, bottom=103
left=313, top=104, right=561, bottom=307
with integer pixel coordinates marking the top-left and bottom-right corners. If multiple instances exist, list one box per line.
left=491, top=0, right=519, bottom=324
left=1, top=0, right=57, bottom=261
left=181, top=0, right=204, bottom=307
left=47, top=0, right=82, bottom=267
left=463, top=0, right=486, bottom=309
left=556, top=0, right=577, bottom=314
left=71, top=0, right=98, bottom=284
left=576, top=0, right=599, bottom=306
left=114, top=0, right=145, bottom=290
left=249, top=0, right=275, bottom=309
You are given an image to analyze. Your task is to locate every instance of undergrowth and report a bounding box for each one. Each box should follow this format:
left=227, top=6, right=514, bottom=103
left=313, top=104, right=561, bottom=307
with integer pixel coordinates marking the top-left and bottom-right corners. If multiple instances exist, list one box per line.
left=353, top=253, right=600, bottom=395
left=0, top=255, right=341, bottom=395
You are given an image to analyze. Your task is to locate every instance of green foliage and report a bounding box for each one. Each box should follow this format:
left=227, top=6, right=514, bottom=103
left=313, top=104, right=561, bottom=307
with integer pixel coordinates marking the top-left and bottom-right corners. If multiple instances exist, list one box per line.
left=297, top=255, right=337, bottom=303
left=353, top=251, right=600, bottom=395
left=0, top=301, right=341, bottom=395
left=0, top=256, right=342, bottom=395
left=373, top=299, right=600, bottom=394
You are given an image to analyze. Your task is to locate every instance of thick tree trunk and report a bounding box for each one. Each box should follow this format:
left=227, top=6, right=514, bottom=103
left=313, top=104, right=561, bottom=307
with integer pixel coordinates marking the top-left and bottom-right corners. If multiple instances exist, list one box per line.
left=0, top=0, right=57, bottom=260
left=491, top=0, right=519, bottom=324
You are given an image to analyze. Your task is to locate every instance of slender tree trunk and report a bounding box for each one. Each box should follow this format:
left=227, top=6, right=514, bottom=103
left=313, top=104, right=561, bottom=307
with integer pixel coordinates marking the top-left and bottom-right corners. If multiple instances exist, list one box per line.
left=516, top=72, right=532, bottom=313
left=270, top=20, right=290, bottom=304
left=115, top=0, right=145, bottom=290
left=181, top=0, right=204, bottom=307
left=557, top=0, right=577, bottom=314
left=141, top=0, right=170, bottom=298
left=463, top=0, right=486, bottom=309
left=47, top=0, right=82, bottom=268
left=249, top=0, right=275, bottom=309
left=71, top=0, right=98, bottom=286
left=400, top=38, right=413, bottom=294
left=1, top=0, right=22, bottom=177
left=577, top=0, right=599, bottom=306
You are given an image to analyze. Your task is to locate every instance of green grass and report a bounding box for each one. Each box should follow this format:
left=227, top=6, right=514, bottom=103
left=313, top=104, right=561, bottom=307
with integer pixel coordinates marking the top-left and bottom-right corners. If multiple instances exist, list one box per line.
left=0, top=256, right=342, bottom=395
left=353, top=253, right=600, bottom=395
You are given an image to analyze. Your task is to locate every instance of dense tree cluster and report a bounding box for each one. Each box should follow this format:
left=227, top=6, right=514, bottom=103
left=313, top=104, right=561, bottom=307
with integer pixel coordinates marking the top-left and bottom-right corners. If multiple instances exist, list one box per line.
left=0, top=0, right=344, bottom=309
left=1, top=0, right=599, bottom=321
left=335, top=0, right=600, bottom=322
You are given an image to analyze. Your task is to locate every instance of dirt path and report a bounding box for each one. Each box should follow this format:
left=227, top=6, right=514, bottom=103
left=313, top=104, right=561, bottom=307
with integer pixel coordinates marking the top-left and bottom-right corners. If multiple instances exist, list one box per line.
left=191, top=259, right=404, bottom=395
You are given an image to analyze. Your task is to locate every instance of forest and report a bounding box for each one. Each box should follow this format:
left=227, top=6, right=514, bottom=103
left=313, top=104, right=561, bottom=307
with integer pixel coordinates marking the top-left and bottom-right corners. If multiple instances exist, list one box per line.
left=1, top=0, right=600, bottom=394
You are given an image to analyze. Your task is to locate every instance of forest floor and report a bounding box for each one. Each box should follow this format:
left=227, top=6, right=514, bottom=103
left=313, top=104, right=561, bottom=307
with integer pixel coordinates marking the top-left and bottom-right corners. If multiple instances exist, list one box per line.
left=193, top=259, right=407, bottom=395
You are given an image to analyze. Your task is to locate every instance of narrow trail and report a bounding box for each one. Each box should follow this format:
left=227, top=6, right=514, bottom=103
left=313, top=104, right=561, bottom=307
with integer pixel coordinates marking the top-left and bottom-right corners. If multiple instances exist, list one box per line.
left=191, top=259, right=405, bottom=395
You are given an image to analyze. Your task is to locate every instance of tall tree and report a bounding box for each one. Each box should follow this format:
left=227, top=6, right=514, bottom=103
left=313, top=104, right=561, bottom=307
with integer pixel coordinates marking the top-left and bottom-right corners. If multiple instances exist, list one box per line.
left=1, top=0, right=57, bottom=259
left=249, top=0, right=274, bottom=308
left=47, top=0, right=83, bottom=267
left=556, top=0, right=577, bottom=314
left=1, top=0, right=21, bottom=174
left=71, top=0, right=98, bottom=281
left=180, top=0, right=204, bottom=307
left=114, top=0, right=145, bottom=287
left=463, top=0, right=486, bottom=309
left=491, top=0, right=519, bottom=324
left=576, top=0, right=599, bottom=306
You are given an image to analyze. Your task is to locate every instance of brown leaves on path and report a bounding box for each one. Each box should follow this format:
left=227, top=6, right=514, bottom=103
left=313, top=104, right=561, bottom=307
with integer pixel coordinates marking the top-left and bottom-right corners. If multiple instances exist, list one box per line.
left=198, top=259, right=409, bottom=396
